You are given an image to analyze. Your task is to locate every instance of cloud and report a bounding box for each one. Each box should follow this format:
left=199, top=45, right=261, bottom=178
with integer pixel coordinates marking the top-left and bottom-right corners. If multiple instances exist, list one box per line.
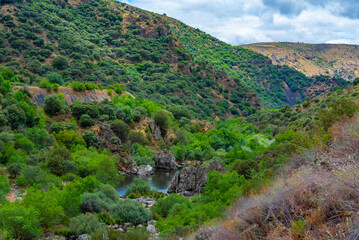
left=120, top=0, right=359, bottom=45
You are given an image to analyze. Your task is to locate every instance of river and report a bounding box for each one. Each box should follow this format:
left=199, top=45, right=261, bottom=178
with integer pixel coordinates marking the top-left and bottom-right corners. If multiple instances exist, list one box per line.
left=116, top=169, right=177, bottom=196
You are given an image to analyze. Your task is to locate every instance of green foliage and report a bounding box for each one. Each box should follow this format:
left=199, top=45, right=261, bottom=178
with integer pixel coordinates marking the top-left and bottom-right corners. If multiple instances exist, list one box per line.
left=110, top=120, right=130, bottom=142
left=151, top=194, right=192, bottom=218
left=82, top=131, right=99, bottom=147
left=110, top=199, right=152, bottom=225
left=0, top=175, right=10, bottom=203
left=44, top=94, right=63, bottom=117
left=155, top=109, right=170, bottom=137
left=56, top=130, right=86, bottom=149
left=0, top=202, right=43, bottom=239
left=6, top=163, right=22, bottom=179
left=52, top=56, right=68, bottom=70
left=69, top=214, right=105, bottom=236
left=125, top=178, right=151, bottom=196
left=79, top=114, right=95, bottom=128
left=23, top=186, right=65, bottom=227
left=128, top=130, right=148, bottom=145
left=46, top=147, right=76, bottom=176
left=47, top=72, right=64, bottom=86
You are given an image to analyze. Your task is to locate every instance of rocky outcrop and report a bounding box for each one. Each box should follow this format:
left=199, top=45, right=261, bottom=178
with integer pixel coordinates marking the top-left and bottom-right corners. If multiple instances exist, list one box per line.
left=154, top=151, right=178, bottom=170
left=167, top=160, right=224, bottom=196
left=137, top=165, right=153, bottom=176
left=97, top=123, right=121, bottom=152
left=118, top=157, right=138, bottom=175
left=148, top=120, right=162, bottom=140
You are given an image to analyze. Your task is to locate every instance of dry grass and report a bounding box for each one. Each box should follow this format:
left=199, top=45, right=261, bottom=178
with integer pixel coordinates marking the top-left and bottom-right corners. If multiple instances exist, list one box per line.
left=203, top=117, right=359, bottom=240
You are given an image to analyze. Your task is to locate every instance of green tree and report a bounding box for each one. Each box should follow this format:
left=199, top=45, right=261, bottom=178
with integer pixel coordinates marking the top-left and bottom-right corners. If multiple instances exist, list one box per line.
left=110, top=199, right=151, bottom=225
left=23, top=187, right=65, bottom=227
left=110, top=120, right=130, bottom=142
left=44, top=95, right=63, bottom=117
left=46, top=147, right=76, bottom=176
left=154, top=109, right=170, bottom=137
left=79, top=114, right=95, bottom=128
left=56, top=130, right=86, bottom=149
left=52, top=56, right=68, bottom=70
left=0, top=203, right=43, bottom=239
left=47, top=72, right=64, bottom=86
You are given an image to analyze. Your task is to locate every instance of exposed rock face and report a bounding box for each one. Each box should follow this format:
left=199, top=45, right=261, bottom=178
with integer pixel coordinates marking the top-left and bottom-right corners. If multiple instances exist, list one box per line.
left=137, top=165, right=153, bottom=176
left=154, top=151, right=178, bottom=170
left=148, top=120, right=162, bottom=140
left=97, top=123, right=121, bottom=152
left=167, top=160, right=224, bottom=196
left=118, top=157, right=138, bottom=175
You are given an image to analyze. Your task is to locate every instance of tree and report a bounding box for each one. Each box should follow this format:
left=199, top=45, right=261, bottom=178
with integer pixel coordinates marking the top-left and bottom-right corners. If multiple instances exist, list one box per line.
left=0, top=203, right=42, bottom=239
left=110, top=199, right=151, bottom=225
left=4, top=104, right=26, bottom=129
left=52, top=56, right=68, bottom=70
left=23, top=187, right=65, bottom=227
left=79, top=114, right=94, bottom=128
left=47, top=72, right=64, bottom=86
left=56, top=130, right=86, bottom=149
left=69, top=214, right=105, bottom=236
left=128, top=130, right=147, bottom=145
left=44, top=95, right=62, bottom=117
left=353, top=77, right=359, bottom=86
left=46, top=147, right=76, bottom=176
left=110, top=120, right=130, bottom=142
left=154, top=109, right=170, bottom=137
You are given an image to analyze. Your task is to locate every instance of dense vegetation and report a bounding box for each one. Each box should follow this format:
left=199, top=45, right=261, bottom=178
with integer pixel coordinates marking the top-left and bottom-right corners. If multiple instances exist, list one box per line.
left=165, top=18, right=348, bottom=108
left=0, top=0, right=357, bottom=239
left=0, top=0, right=260, bottom=119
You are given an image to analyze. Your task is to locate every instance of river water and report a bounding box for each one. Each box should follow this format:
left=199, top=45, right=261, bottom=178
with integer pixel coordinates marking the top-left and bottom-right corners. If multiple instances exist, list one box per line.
left=116, top=169, right=178, bottom=196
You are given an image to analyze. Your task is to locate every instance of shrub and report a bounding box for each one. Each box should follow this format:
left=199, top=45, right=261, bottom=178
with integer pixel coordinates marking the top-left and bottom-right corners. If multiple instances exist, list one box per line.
left=82, top=131, right=99, bottom=147
left=4, top=104, right=26, bottom=129
left=71, top=81, right=86, bottom=91
left=69, top=214, right=105, bottom=236
left=44, top=95, right=63, bottom=117
left=52, top=56, right=68, bottom=70
left=6, top=163, right=22, bottom=179
left=56, top=130, right=86, bottom=149
left=125, top=178, right=151, bottom=196
left=79, top=114, right=95, bottom=128
left=110, top=120, right=130, bottom=142
left=71, top=102, right=99, bottom=119
left=47, top=72, right=64, bottom=86
left=232, top=159, right=257, bottom=177
left=0, top=203, right=43, bottom=239
left=154, top=109, right=170, bottom=137
left=128, top=130, right=148, bottom=145
left=151, top=194, right=192, bottom=218
left=80, top=191, right=114, bottom=213
left=46, top=147, right=76, bottom=176
left=110, top=199, right=151, bottom=225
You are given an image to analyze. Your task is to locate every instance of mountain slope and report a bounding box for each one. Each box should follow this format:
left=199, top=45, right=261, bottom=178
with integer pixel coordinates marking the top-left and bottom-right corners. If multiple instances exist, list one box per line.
left=164, top=17, right=348, bottom=109
left=242, top=42, right=359, bottom=81
left=0, top=0, right=259, bottom=119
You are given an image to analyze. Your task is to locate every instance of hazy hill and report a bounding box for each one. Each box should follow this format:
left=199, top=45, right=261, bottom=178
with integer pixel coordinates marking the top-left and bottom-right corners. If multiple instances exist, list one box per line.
left=242, top=42, right=359, bottom=81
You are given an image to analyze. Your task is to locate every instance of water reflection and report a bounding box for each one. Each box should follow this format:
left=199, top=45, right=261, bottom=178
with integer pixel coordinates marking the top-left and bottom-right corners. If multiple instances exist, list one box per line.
left=116, top=169, right=177, bottom=196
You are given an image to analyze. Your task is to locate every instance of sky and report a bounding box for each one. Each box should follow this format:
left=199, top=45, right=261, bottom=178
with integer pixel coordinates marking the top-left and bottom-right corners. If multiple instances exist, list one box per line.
left=121, top=0, right=359, bottom=46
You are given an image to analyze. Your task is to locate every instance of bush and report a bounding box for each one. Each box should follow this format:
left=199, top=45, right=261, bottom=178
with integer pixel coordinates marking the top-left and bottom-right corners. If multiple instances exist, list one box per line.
left=0, top=203, right=43, bottom=239
left=52, top=56, right=68, bottom=70
left=71, top=102, right=99, bottom=119
left=69, top=214, right=105, bottom=236
left=56, top=130, right=86, bottom=149
left=0, top=175, right=11, bottom=202
left=110, top=120, right=130, bottom=142
left=47, top=72, right=64, bottom=86
left=79, top=114, right=95, bottom=128
left=128, top=130, right=148, bottom=145
left=82, top=131, right=99, bottom=147
left=46, top=147, right=76, bottom=176
left=125, top=178, right=151, bottom=196
left=80, top=191, right=114, bottom=213
left=4, top=104, right=26, bottom=129
left=154, top=109, right=170, bottom=137
left=71, top=81, right=86, bottom=91
left=151, top=194, right=192, bottom=218
left=232, top=159, right=257, bottom=177
left=6, top=163, right=22, bottom=178
left=110, top=199, right=151, bottom=225
left=44, top=95, right=63, bottom=117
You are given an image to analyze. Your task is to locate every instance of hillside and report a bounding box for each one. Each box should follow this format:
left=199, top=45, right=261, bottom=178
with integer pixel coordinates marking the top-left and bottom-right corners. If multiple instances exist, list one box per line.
left=242, top=42, right=359, bottom=81
left=0, top=0, right=260, bottom=119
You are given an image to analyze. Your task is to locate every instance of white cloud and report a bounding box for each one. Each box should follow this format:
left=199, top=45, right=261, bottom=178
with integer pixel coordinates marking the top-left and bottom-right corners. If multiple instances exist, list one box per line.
left=121, top=0, right=359, bottom=45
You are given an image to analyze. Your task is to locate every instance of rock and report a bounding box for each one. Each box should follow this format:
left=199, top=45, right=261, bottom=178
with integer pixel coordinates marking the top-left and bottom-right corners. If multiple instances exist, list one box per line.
left=97, top=123, right=121, bottom=152
left=168, top=160, right=224, bottom=196
left=118, top=228, right=124, bottom=233
left=195, top=231, right=212, bottom=240
left=118, top=157, right=138, bottom=175
left=137, top=224, right=143, bottom=228
left=113, top=224, right=119, bottom=229
left=137, top=165, right=153, bottom=176
left=146, top=225, right=157, bottom=235
left=148, top=120, right=162, bottom=140
left=154, top=151, right=178, bottom=170
left=123, top=222, right=133, bottom=228
left=77, top=234, right=91, bottom=240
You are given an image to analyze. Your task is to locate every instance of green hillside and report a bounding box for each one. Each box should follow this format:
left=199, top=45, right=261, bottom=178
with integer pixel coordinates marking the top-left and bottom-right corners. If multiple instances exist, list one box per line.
left=0, top=0, right=259, bottom=119
left=164, top=17, right=348, bottom=108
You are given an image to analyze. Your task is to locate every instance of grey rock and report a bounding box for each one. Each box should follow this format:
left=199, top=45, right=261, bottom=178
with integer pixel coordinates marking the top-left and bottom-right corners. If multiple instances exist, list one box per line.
left=77, top=234, right=91, bottom=240
left=123, top=222, right=133, bottom=228
left=146, top=225, right=157, bottom=234
left=154, top=151, right=178, bottom=170
left=118, top=157, right=138, bottom=175
left=137, top=165, right=153, bottom=176
left=168, top=160, right=224, bottom=196
left=195, top=231, right=212, bottom=240
left=97, top=123, right=121, bottom=152
left=148, top=120, right=162, bottom=140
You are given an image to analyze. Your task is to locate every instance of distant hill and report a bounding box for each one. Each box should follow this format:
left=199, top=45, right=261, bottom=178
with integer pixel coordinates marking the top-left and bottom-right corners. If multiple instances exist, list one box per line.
left=242, top=42, right=359, bottom=81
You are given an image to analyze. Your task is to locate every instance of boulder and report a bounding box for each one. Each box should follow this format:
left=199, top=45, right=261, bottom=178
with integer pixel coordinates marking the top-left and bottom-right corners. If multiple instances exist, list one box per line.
left=97, top=123, right=121, bottom=152
left=77, top=234, right=91, bottom=240
left=167, top=160, right=224, bottom=196
left=148, top=120, right=162, bottom=140
left=137, top=165, right=153, bottom=176
left=146, top=225, right=157, bottom=235
left=154, top=151, right=178, bottom=170
left=117, top=157, right=138, bottom=175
